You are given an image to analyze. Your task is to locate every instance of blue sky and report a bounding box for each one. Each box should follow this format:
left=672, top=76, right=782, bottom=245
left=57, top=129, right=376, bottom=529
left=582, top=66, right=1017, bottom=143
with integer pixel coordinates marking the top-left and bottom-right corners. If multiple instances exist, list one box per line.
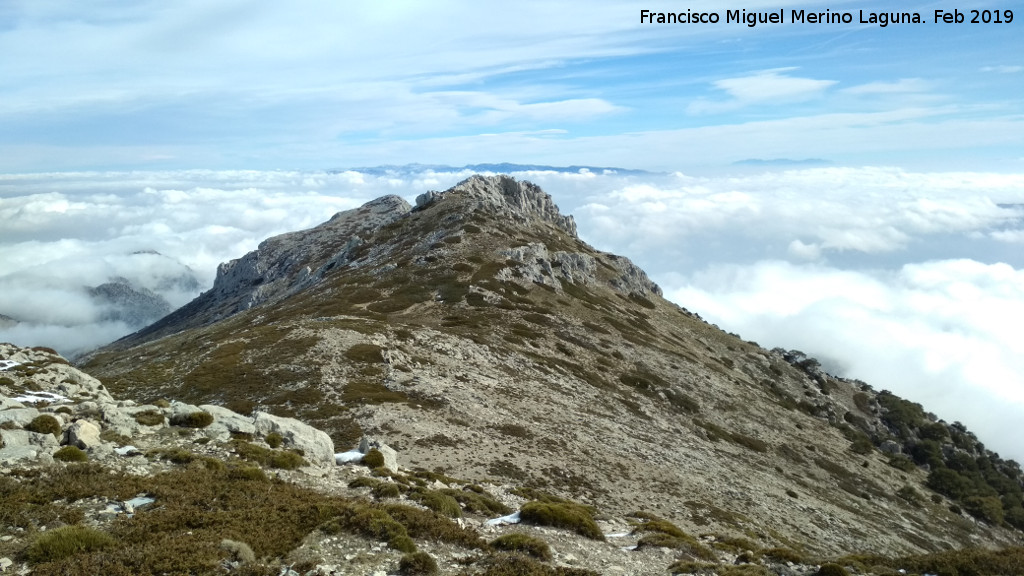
left=1, top=1, right=1021, bottom=172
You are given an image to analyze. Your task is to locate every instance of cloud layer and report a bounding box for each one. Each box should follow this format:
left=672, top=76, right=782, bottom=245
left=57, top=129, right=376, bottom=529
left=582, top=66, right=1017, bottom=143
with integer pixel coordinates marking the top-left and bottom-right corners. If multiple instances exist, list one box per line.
left=2, top=166, right=1023, bottom=461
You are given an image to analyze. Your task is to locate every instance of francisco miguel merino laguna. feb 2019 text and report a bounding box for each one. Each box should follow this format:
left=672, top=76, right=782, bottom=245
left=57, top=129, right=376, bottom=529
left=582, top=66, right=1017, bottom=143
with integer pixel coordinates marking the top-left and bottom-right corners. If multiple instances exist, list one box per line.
left=639, top=8, right=1014, bottom=27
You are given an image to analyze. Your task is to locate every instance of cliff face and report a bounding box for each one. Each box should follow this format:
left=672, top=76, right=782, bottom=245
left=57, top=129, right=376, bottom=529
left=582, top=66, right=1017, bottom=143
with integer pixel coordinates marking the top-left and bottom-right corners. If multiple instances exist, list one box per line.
left=81, top=175, right=1024, bottom=559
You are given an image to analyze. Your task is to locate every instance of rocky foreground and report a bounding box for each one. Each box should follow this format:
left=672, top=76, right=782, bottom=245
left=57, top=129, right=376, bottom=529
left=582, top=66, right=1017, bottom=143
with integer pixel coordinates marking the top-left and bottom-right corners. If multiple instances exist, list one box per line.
left=3, top=343, right=1023, bottom=576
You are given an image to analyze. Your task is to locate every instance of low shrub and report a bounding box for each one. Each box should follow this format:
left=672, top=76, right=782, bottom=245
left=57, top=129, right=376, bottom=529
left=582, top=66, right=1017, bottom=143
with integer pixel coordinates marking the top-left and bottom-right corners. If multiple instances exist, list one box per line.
left=373, top=483, right=402, bottom=499
left=265, top=432, right=283, bottom=448
left=219, top=539, right=255, bottom=563
left=53, top=446, right=88, bottom=463
left=631, top=519, right=715, bottom=560
left=24, top=525, right=116, bottom=562
left=398, top=551, right=440, bottom=575
left=133, top=410, right=165, bottom=426
left=233, top=441, right=306, bottom=470
left=169, top=411, right=214, bottom=429
left=26, top=414, right=62, bottom=437
left=758, top=547, right=804, bottom=563
left=490, top=532, right=552, bottom=560
left=520, top=501, right=604, bottom=541
left=362, top=448, right=385, bottom=468
left=475, top=553, right=600, bottom=576
left=411, top=489, right=462, bottom=518
left=440, top=487, right=512, bottom=515
left=815, top=564, right=849, bottom=576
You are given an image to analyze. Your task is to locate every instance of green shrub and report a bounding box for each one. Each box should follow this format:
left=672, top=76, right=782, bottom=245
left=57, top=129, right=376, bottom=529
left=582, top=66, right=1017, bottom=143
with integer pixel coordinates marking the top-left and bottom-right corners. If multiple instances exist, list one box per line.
left=26, top=414, right=62, bottom=437
left=233, top=441, right=306, bottom=470
left=133, top=409, right=165, bottom=426
left=24, top=525, right=116, bottom=562
left=759, top=547, right=804, bottom=563
left=398, top=551, right=440, bottom=575
left=490, top=532, right=552, bottom=560
left=373, top=483, right=402, bottom=499
left=54, top=446, right=88, bottom=462
left=411, top=489, right=462, bottom=518
left=631, top=519, right=715, bottom=560
left=816, top=564, right=849, bottom=576
left=475, top=553, right=600, bottom=576
left=362, top=448, right=385, bottom=468
left=439, top=487, right=512, bottom=515
left=169, top=411, right=214, bottom=429
left=520, top=501, right=604, bottom=541
left=265, top=432, right=283, bottom=448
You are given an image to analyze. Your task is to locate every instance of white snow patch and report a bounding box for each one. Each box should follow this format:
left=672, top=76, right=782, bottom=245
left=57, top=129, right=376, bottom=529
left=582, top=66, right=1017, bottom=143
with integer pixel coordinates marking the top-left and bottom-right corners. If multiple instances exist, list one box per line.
left=335, top=450, right=365, bottom=465
left=0, top=360, right=20, bottom=371
left=12, top=391, right=67, bottom=404
left=114, top=445, right=140, bottom=456
left=485, top=511, right=521, bottom=526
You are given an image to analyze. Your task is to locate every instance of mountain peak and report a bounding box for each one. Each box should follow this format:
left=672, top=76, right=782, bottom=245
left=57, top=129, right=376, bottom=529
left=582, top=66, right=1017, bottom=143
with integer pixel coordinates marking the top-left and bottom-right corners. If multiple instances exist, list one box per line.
left=416, top=175, right=577, bottom=237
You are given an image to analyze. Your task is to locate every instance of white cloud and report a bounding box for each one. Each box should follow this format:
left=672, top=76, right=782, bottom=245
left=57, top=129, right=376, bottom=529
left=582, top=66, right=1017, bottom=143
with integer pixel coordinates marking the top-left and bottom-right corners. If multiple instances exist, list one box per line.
left=661, top=259, right=1024, bottom=460
left=688, top=69, right=838, bottom=115
left=843, top=78, right=932, bottom=95
left=981, top=65, right=1023, bottom=74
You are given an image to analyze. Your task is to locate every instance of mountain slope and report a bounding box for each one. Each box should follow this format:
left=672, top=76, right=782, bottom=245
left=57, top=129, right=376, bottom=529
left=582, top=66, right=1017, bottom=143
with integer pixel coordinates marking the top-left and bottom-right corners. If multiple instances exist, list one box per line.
left=82, top=175, right=1024, bottom=557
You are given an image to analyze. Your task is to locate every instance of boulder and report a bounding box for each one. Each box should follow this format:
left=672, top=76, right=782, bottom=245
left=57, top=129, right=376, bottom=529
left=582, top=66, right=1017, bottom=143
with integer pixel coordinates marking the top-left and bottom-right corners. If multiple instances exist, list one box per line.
left=0, top=407, right=40, bottom=428
left=879, top=440, right=902, bottom=455
left=65, top=420, right=102, bottom=450
left=252, top=412, right=335, bottom=467
left=0, top=445, right=51, bottom=466
left=199, top=404, right=257, bottom=435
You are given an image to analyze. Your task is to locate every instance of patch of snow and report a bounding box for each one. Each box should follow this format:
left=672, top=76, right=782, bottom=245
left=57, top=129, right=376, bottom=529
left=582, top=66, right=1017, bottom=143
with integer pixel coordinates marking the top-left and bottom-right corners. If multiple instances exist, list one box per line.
left=12, top=391, right=67, bottom=404
left=621, top=545, right=638, bottom=551
left=0, top=360, right=20, bottom=371
left=485, top=511, right=521, bottom=526
left=114, top=445, right=140, bottom=456
left=105, top=496, right=156, bottom=516
left=335, top=450, right=365, bottom=464
left=606, top=532, right=631, bottom=538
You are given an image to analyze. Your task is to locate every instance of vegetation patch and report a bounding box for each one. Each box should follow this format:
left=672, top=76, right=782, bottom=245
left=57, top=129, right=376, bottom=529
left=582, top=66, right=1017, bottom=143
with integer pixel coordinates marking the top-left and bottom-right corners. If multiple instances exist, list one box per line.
left=630, top=514, right=716, bottom=560
left=133, top=409, right=165, bottom=426
left=169, top=411, right=214, bottom=429
left=489, top=532, right=552, bottom=560
left=399, top=551, right=440, bottom=575
left=24, top=525, right=116, bottom=563
left=53, top=446, right=88, bottom=463
left=519, top=501, right=604, bottom=541
left=25, top=414, right=61, bottom=437
left=232, top=441, right=306, bottom=470
left=410, top=489, right=463, bottom=518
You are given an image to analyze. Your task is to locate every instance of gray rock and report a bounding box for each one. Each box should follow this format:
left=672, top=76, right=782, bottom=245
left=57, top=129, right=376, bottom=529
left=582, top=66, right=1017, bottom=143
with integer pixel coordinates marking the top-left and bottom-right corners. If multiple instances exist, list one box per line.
left=879, top=440, right=902, bottom=455
left=0, top=398, right=25, bottom=411
left=199, top=404, right=257, bottom=435
left=65, top=420, right=102, bottom=449
left=0, top=408, right=40, bottom=428
left=252, top=412, right=335, bottom=467
left=1, top=430, right=59, bottom=450
left=0, top=446, right=44, bottom=466
left=376, top=443, right=398, bottom=472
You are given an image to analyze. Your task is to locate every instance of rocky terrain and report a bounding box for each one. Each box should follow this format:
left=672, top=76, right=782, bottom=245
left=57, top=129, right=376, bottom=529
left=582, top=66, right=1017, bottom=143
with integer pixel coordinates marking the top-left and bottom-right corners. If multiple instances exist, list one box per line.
left=3, top=175, right=1022, bottom=574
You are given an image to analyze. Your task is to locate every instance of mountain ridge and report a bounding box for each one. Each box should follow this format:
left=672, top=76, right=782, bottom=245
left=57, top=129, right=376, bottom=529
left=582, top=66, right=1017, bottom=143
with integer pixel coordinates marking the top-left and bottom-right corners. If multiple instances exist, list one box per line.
left=80, top=175, right=1024, bottom=562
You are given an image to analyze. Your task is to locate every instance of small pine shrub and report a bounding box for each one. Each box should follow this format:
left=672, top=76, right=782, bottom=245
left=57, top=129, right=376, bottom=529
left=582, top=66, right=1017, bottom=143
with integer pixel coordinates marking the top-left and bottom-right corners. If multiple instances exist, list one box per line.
left=362, top=448, right=386, bottom=468
left=373, top=482, right=402, bottom=499
left=490, top=532, right=552, bottom=560
left=265, top=432, right=283, bottom=448
left=54, top=446, right=88, bottom=462
left=25, top=414, right=61, bottom=437
left=411, top=489, right=463, bottom=518
left=520, top=501, right=604, bottom=541
left=170, top=411, right=214, bottom=429
left=816, top=564, right=849, bottom=576
left=134, top=409, right=165, bottom=426
left=24, top=525, right=116, bottom=562
left=398, top=551, right=440, bottom=575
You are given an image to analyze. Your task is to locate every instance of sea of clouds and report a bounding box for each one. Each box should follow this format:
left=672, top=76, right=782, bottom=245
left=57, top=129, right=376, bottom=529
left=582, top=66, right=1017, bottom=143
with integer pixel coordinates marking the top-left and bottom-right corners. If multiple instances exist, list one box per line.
left=1, top=166, right=1023, bottom=460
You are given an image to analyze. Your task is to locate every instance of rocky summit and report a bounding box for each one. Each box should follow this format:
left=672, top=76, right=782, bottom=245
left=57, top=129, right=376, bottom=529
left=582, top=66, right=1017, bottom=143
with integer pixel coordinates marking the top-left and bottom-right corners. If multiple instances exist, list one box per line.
left=3, top=175, right=1023, bottom=575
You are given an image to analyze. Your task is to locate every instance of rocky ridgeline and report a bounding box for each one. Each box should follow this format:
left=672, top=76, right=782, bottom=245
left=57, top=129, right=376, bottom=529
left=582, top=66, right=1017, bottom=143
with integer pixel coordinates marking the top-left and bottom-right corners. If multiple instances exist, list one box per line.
left=0, top=343, right=337, bottom=469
